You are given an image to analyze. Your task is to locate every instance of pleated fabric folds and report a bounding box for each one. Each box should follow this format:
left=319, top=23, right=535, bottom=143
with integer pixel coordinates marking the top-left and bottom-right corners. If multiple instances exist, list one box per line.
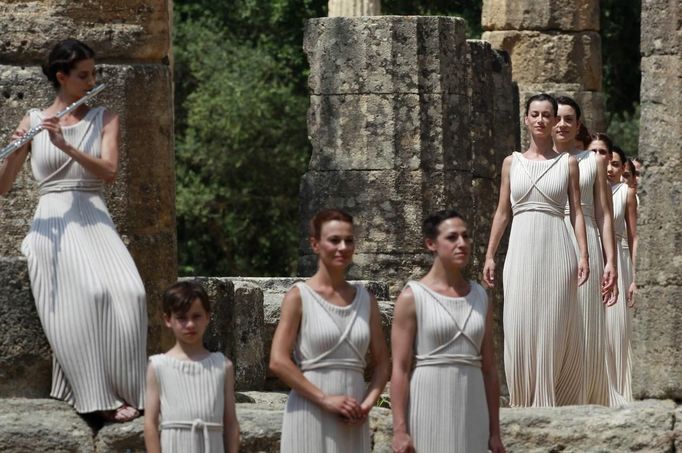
left=151, top=353, right=227, bottom=453
left=21, top=108, right=147, bottom=413
left=563, top=151, right=609, bottom=405
left=280, top=282, right=371, bottom=453
left=503, top=152, right=584, bottom=407
left=407, top=281, right=489, bottom=453
left=605, top=183, right=633, bottom=406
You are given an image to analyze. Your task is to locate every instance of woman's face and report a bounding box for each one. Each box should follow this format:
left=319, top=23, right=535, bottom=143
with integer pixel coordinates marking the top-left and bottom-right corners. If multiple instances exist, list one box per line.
left=588, top=139, right=610, bottom=159
left=56, top=58, right=96, bottom=99
left=607, top=152, right=624, bottom=184
left=311, top=220, right=355, bottom=269
left=425, top=217, right=471, bottom=269
left=553, top=104, right=580, bottom=145
left=525, top=100, right=558, bottom=139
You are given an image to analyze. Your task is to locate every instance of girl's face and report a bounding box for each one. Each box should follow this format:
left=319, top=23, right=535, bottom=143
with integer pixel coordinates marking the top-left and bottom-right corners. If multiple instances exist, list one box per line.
left=164, top=298, right=210, bottom=346
left=525, top=100, right=558, bottom=140
left=311, top=220, right=355, bottom=269
left=553, top=104, right=580, bottom=145
left=56, top=58, right=96, bottom=99
left=588, top=140, right=610, bottom=159
left=425, top=217, right=471, bottom=269
left=607, top=152, right=624, bottom=184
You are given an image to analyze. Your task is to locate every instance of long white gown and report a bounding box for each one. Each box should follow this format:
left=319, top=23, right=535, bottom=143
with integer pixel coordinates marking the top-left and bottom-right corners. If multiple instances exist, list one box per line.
left=563, top=150, right=609, bottom=405
left=407, top=281, right=489, bottom=453
left=21, top=107, right=147, bottom=413
left=503, top=152, right=584, bottom=407
left=605, top=182, right=633, bottom=406
left=280, top=282, right=371, bottom=453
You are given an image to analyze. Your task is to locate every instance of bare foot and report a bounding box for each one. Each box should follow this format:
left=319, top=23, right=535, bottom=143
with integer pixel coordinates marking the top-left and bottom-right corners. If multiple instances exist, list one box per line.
left=100, top=404, right=140, bottom=423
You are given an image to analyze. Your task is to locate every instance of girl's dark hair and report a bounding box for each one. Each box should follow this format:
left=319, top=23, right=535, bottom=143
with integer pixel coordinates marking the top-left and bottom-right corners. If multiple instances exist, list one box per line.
left=162, top=281, right=211, bottom=316
left=590, top=132, right=614, bottom=152
left=576, top=123, right=591, bottom=148
left=625, top=158, right=637, bottom=176
left=525, top=93, right=558, bottom=116
left=422, top=209, right=465, bottom=240
left=42, top=39, right=95, bottom=89
left=556, top=95, right=582, bottom=121
left=309, top=208, right=353, bottom=239
left=612, top=145, right=627, bottom=165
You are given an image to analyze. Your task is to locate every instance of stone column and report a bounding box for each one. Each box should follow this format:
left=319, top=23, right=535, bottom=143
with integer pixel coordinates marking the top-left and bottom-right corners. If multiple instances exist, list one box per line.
left=0, top=1, right=176, bottom=396
left=481, top=0, right=606, bottom=146
left=300, top=17, right=518, bottom=384
left=631, top=0, right=681, bottom=399
left=328, top=0, right=380, bottom=17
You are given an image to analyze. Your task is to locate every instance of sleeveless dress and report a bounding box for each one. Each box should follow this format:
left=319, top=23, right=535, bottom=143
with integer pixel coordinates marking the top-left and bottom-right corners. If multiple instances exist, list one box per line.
left=20, top=107, right=147, bottom=413
left=407, top=281, right=489, bottom=453
left=563, top=151, right=609, bottom=405
left=280, top=282, right=371, bottom=453
left=605, top=183, right=633, bottom=406
left=503, top=152, right=584, bottom=407
left=150, top=353, right=227, bottom=453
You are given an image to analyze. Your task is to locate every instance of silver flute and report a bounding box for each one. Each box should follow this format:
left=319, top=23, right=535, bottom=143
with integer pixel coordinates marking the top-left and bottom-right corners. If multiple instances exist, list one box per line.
left=0, top=83, right=107, bottom=160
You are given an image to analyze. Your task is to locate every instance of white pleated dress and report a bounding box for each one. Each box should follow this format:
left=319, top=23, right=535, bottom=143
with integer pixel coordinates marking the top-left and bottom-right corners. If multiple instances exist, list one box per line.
left=503, top=152, right=584, bottom=407
left=407, top=281, right=489, bottom=453
left=605, top=183, right=633, bottom=406
left=280, top=282, right=371, bottom=453
left=563, top=151, right=609, bottom=405
left=21, top=107, right=147, bottom=413
left=150, top=353, right=227, bottom=453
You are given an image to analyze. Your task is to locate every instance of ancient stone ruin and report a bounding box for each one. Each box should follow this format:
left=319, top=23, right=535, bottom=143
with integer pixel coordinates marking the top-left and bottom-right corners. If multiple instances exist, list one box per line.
left=0, top=0, right=680, bottom=451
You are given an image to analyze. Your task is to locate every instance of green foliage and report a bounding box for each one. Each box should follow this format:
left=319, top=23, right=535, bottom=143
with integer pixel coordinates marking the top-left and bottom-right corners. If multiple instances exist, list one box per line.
left=382, top=0, right=483, bottom=37
left=174, top=14, right=311, bottom=276
left=607, top=104, right=640, bottom=156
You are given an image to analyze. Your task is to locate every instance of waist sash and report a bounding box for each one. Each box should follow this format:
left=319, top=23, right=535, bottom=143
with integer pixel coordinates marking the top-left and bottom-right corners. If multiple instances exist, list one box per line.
left=160, top=418, right=223, bottom=453
left=39, top=178, right=103, bottom=195
left=415, top=353, right=481, bottom=368
left=513, top=201, right=564, bottom=218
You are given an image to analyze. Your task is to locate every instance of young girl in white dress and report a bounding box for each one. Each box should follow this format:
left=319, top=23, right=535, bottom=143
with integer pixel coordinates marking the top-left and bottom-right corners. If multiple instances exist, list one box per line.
left=144, top=281, right=240, bottom=452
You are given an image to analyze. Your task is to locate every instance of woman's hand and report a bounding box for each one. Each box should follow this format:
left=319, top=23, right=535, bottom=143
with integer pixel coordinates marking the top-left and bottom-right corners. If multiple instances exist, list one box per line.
left=489, top=434, right=506, bottom=453
left=483, top=257, right=496, bottom=288
left=321, top=394, right=363, bottom=421
left=578, top=256, right=590, bottom=287
left=392, top=431, right=414, bottom=453
left=5, top=128, right=28, bottom=162
left=41, top=117, right=69, bottom=151
left=627, top=281, right=637, bottom=308
left=603, top=284, right=619, bottom=306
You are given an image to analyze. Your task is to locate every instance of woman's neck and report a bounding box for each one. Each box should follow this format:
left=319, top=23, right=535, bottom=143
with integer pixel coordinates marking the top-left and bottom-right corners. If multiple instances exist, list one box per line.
left=526, top=135, right=557, bottom=158
left=310, top=261, right=347, bottom=290
left=422, top=259, right=468, bottom=292
left=554, top=139, right=578, bottom=154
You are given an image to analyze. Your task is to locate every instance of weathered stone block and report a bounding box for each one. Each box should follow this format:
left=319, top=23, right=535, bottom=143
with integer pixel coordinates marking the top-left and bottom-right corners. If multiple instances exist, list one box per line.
left=500, top=400, right=677, bottom=451
left=0, top=398, right=95, bottom=452
left=0, top=0, right=171, bottom=63
left=95, top=418, right=145, bottom=453
left=328, top=0, right=380, bottom=17
left=305, top=16, right=468, bottom=95
left=0, top=63, right=177, bottom=353
left=482, top=0, right=600, bottom=32
left=641, top=0, right=680, bottom=57
left=482, top=30, right=602, bottom=91
left=0, top=257, right=51, bottom=398
left=632, top=285, right=682, bottom=399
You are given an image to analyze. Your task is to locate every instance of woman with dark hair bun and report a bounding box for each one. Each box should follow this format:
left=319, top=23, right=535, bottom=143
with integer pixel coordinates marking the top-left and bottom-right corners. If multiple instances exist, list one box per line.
left=270, top=208, right=389, bottom=453
left=391, top=210, right=505, bottom=453
left=0, top=39, right=147, bottom=421
left=484, top=93, right=589, bottom=407
left=553, top=97, right=618, bottom=406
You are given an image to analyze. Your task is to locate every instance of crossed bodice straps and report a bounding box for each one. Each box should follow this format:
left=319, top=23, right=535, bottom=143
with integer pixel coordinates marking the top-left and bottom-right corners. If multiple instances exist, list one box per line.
left=511, top=152, right=568, bottom=218
left=408, top=282, right=484, bottom=369
left=295, top=283, right=367, bottom=373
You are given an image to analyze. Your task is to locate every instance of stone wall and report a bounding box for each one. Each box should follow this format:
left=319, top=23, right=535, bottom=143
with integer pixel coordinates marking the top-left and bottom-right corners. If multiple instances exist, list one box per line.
left=0, top=1, right=176, bottom=354
left=631, top=0, right=681, bottom=399
left=481, top=0, right=606, bottom=146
